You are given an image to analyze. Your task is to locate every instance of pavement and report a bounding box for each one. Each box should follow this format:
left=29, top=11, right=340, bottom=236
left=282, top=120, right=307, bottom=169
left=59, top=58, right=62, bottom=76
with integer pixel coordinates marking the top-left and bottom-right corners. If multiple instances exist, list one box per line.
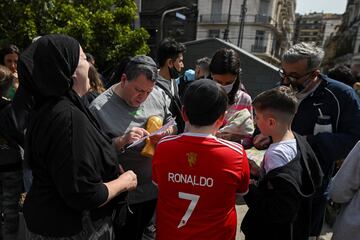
left=15, top=199, right=333, bottom=240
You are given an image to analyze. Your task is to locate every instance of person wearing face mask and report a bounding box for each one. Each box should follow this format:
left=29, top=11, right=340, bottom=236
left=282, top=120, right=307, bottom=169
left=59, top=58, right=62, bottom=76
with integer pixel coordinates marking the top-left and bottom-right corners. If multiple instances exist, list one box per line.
left=209, top=48, right=254, bottom=149
left=156, top=38, right=186, bottom=133
left=253, top=42, right=360, bottom=240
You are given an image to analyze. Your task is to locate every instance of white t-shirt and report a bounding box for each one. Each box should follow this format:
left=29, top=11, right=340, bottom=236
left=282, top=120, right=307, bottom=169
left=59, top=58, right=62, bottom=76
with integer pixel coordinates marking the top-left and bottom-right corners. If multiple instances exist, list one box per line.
left=262, top=139, right=297, bottom=174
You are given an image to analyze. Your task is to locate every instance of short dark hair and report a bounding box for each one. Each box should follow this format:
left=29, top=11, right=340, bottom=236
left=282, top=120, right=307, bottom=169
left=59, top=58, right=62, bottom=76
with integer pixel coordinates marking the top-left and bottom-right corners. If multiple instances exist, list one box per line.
left=183, top=79, right=228, bottom=126
left=0, top=44, right=20, bottom=65
left=253, top=86, right=298, bottom=123
left=157, top=38, right=186, bottom=67
left=124, top=55, right=158, bottom=82
left=327, top=65, right=356, bottom=87
left=209, top=48, right=241, bottom=105
left=195, top=57, right=211, bottom=77
left=195, top=57, right=211, bottom=69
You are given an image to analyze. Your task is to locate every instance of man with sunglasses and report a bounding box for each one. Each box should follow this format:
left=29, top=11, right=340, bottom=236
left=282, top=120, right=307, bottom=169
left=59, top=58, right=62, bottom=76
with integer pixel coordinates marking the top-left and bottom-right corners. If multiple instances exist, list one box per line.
left=253, top=42, right=360, bottom=239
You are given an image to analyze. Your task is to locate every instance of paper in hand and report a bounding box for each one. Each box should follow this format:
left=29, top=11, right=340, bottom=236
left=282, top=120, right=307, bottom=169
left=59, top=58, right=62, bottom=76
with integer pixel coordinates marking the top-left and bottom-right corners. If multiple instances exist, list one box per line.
left=126, top=118, right=176, bottom=149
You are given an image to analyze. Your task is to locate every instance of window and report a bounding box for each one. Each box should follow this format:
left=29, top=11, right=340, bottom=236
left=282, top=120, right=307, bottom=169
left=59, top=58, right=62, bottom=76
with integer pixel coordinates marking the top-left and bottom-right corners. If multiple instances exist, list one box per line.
left=255, top=30, right=265, bottom=46
left=211, top=0, right=223, bottom=22
left=259, top=0, right=270, bottom=16
left=209, top=29, right=220, bottom=38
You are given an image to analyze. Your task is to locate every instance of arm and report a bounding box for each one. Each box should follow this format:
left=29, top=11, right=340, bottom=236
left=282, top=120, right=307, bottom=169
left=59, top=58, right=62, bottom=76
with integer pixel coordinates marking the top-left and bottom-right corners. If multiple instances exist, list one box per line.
left=113, top=127, right=149, bottom=152
left=253, top=133, right=271, bottom=149
left=101, top=170, right=137, bottom=206
left=48, top=109, right=132, bottom=210
left=329, top=141, right=360, bottom=203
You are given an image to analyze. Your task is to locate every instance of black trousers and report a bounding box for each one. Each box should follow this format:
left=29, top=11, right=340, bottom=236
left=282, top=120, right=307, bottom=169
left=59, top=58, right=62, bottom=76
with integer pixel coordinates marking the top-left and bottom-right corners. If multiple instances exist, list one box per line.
left=115, top=199, right=157, bottom=240
left=0, top=170, right=22, bottom=240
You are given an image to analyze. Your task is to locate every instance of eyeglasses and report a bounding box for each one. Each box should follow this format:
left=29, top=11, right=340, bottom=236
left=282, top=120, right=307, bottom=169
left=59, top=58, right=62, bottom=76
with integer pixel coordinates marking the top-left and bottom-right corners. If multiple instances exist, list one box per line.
left=278, top=69, right=314, bottom=82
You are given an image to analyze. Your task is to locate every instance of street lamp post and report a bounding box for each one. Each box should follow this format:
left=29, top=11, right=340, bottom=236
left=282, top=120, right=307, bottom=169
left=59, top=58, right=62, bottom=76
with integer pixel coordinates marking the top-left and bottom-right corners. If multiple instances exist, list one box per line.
left=237, top=0, right=248, bottom=48
left=223, top=0, right=233, bottom=41
left=160, top=6, right=189, bottom=40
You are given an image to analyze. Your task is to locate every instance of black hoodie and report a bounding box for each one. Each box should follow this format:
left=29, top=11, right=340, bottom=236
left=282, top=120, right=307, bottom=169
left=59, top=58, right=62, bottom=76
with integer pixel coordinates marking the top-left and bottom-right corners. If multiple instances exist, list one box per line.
left=19, top=34, right=121, bottom=237
left=241, top=133, right=323, bottom=240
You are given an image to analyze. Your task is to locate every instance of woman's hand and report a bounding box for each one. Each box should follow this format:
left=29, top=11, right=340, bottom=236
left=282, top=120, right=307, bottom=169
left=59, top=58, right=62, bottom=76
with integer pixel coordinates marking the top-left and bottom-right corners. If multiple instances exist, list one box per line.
left=118, top=170, right=137, bottom=192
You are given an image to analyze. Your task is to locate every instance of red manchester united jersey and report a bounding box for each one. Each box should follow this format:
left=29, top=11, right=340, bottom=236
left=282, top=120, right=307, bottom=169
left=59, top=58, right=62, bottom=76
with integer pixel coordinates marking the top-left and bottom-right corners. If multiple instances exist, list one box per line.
left=153, top=133, right=250, bottom=240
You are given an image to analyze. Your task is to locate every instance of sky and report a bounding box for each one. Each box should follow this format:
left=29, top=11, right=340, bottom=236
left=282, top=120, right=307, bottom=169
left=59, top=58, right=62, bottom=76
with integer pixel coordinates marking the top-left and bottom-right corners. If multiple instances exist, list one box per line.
left=296, top=0, right=348, bottom=14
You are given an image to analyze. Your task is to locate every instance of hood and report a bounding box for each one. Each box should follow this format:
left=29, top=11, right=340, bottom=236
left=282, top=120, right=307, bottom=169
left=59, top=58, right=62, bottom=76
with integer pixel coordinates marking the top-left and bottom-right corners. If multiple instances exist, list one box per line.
left=18, top=34, right=80, bottom=99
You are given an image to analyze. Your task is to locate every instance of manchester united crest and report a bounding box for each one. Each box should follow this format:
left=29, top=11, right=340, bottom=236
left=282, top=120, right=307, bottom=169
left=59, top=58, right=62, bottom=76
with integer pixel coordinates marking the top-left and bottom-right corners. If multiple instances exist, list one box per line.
left=186, top=152, right=197, bottom=167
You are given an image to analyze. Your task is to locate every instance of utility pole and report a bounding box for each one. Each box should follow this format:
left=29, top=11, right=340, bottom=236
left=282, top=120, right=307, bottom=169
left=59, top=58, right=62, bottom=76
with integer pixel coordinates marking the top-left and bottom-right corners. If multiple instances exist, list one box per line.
left=223, top=0, right=233, bottom=41
left=160, top=6, right=189, bottom=40
left=237, top=0, right=247, bottom=47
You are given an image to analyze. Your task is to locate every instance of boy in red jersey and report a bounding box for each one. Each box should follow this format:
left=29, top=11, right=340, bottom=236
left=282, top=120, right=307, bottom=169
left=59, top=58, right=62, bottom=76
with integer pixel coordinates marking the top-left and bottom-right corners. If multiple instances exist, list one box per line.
left=152, top=79, right=250, bottom=240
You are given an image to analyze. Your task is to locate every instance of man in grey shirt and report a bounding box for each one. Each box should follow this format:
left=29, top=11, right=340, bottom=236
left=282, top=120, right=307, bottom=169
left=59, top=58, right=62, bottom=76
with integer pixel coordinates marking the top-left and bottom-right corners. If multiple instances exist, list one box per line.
left=90, top=55, right=174, bottom=240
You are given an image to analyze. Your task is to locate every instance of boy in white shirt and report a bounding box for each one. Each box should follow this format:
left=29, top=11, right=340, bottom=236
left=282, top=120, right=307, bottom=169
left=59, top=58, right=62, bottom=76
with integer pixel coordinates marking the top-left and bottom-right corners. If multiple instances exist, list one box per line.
left=241, top=86, right=323, bottom=240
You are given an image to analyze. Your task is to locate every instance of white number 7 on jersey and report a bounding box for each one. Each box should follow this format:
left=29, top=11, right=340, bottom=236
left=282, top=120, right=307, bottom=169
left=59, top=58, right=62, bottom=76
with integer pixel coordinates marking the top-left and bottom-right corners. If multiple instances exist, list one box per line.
left=177, top=192, right=200, bottom=228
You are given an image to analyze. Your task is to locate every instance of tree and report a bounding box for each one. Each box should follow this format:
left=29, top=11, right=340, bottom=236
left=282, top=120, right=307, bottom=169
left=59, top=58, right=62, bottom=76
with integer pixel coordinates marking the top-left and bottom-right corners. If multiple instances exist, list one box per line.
left=0, top=0, right=150, bottom=71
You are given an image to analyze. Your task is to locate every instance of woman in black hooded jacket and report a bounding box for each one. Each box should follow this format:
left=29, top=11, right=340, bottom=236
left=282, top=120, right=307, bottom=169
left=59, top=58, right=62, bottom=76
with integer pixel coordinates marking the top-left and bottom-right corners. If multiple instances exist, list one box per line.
left=20, top=34, right=137, bottom=239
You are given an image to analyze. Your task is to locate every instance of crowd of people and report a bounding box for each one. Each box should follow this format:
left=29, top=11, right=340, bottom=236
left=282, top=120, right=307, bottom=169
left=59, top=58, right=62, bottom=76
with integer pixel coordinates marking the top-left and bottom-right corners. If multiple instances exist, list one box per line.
left=0, top=34, right=360, bottom=240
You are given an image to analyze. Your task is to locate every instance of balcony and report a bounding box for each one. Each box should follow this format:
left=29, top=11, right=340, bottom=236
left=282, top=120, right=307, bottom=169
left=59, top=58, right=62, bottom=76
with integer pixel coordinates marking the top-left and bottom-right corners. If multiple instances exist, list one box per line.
left=199, top=14, right=241, bottom=24
left=199, top=14, right=277, bottom=27
left=254, top=15, right=272, bottom=24
left=245, top=14, right=277, bottom=28
left=251, top=45, right=267, bottom=53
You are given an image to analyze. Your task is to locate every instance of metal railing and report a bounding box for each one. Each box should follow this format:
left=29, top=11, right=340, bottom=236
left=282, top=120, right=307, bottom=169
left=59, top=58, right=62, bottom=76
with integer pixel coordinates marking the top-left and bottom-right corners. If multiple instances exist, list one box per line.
left=251, top=44, right=267, bottom=53
left=199, top=14, right=277, bottom=27
left=199, top=14, right=241, bottom=24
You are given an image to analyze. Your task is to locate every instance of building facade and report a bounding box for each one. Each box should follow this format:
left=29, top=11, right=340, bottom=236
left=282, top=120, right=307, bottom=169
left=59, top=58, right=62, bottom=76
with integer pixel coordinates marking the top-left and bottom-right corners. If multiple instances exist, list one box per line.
left=322, top=0, right=360, bottom=72
left=293, top=12, right=324, bottom=46
left=322, top=14, right=342, bottom=47
left=196, top=0, right=296, bottom=65
left=293, top=12, right=341, bottom=47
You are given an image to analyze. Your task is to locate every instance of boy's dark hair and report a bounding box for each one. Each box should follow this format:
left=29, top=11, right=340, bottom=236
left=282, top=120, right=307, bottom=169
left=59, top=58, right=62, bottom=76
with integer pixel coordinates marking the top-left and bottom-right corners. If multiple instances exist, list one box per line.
left=253, top=86, right=298, bottom=123
left=0, top=44, right=20, bottom=64
left=327, top=65, right=356, bottom=87
left=157, top=38, right=186, bottom=67
left=209, top=48, right=241, bottom=105
left=183, top=79, right=228, bottom=126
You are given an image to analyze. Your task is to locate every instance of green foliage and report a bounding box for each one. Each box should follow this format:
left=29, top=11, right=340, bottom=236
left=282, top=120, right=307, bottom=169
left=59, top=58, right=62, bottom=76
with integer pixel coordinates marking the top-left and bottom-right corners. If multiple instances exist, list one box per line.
left=0, top=0, right=150, bottom=70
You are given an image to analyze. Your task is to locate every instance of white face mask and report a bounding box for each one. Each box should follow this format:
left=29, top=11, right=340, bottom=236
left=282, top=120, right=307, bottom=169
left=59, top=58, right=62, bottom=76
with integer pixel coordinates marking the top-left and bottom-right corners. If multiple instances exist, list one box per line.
left=217, top=81, right=235, bottom=94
